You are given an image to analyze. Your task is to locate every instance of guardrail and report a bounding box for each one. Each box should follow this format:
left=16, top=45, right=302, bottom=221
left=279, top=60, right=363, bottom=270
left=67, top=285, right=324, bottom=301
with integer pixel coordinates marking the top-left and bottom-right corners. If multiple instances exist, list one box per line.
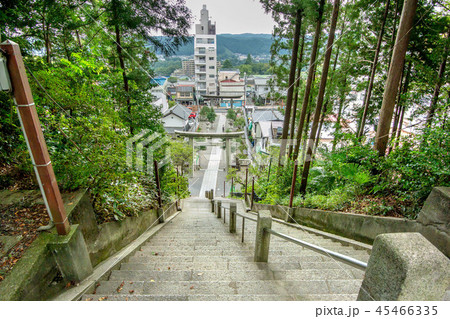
left=211, top=199, right=367, bottom=271
left=266, top=228, right=367, bottom=271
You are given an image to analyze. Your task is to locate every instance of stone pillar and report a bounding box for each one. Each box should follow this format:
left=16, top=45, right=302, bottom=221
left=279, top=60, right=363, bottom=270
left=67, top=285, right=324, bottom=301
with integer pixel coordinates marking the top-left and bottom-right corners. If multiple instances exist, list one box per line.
left=225, top=138, right=231, bottom=173
left=229, top=202, right=237, bottom=233
left=48, top=225, right=93, bottom=283
left=285, top=207, right=295, bottom=223
left=217, top=201, right=222, bottom=219
left=254, top=210, right=272, bottom=262
left=189, top=137, right=194, bottom=177
left=157, top=207, right=165, bottom=223
left=357, top=233, right=450, bottom=301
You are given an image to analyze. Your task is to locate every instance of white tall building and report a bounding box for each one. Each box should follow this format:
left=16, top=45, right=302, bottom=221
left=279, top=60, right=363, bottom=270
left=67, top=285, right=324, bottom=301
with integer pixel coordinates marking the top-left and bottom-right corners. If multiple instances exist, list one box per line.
left=194, top=5, right=217, bottom=97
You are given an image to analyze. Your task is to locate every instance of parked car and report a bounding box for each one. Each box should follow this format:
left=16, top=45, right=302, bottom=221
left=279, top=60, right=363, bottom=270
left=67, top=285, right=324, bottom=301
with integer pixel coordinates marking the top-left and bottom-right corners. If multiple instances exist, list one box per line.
left=189, top=112, right=197, bottom=119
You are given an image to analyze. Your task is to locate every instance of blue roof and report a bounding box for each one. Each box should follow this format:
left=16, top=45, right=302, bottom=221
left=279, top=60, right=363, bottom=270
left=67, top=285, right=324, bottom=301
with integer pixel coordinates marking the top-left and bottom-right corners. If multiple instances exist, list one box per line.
left=151, top=76, right=168, bottom=86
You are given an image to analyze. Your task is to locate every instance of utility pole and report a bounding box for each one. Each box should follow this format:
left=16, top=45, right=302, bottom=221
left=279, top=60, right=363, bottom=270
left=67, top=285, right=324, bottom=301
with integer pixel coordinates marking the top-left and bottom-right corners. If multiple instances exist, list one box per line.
left=1, top=40, right=70, bottom=235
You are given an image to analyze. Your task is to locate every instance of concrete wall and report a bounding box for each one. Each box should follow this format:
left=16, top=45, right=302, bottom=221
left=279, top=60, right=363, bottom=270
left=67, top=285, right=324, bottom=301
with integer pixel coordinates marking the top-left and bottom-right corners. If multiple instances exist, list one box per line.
left=0, top=190, right=178, bottom=300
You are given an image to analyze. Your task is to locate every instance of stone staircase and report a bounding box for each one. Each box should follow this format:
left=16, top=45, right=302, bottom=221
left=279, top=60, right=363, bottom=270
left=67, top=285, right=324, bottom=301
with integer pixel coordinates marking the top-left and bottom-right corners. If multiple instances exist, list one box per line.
left=82, top=198, right=370, bottom=301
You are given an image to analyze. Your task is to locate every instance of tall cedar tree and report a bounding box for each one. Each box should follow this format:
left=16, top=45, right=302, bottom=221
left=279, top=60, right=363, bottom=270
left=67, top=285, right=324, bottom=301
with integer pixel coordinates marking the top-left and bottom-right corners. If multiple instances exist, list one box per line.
left=374, top=0, right=418, bottom=156
left=293, top=0, right=326, bottom=160
left=104, top=0, right=192, bottom=134
left=299, top=0, right=341, bottom=194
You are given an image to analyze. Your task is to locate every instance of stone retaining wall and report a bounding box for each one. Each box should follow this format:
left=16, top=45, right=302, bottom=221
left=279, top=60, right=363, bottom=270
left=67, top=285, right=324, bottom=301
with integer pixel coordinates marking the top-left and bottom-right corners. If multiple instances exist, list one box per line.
left=0, top=189, right=178, bottom=300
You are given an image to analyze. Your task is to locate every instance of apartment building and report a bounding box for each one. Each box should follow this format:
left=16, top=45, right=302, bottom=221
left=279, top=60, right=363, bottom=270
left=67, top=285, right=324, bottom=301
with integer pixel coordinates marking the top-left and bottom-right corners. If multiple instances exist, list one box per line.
left=194, top=5, right=217, bottom=96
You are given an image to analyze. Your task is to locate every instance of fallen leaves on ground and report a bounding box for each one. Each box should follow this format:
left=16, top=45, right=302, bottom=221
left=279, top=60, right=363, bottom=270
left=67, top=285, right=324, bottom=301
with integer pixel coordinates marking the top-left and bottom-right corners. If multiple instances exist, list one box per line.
left=116, top=281, right=125, bottom=293
left=0, top=203, right=50, bottom=283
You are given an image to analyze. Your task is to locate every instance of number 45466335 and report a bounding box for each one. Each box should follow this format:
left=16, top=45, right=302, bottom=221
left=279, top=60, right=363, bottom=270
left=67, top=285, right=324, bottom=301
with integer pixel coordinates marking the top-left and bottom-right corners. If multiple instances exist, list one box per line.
left=376, top=306, right=438, bottom=316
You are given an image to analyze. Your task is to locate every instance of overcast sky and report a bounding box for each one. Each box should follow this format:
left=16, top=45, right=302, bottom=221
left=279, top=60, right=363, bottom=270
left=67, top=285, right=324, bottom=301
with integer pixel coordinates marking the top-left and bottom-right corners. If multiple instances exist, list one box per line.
left=184, top=0, right=276, bottom=35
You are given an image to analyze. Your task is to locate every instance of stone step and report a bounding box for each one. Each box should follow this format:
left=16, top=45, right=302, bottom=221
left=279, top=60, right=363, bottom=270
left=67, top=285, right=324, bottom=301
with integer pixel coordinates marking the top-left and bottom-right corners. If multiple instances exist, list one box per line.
left=81, top=198, right=369, bottom=301
left=138, top=246, right=369, bottom=259
left=109, top=268, right=363, bottom=282
left=128, top=254, right=330, bottom=264
left=109, top=270, right=277, bottom=282
left=82, top=293, right=358, bottom=301
left=120, top=261, right=358, bottom=272
left=92, top=279, right=362, bottom=296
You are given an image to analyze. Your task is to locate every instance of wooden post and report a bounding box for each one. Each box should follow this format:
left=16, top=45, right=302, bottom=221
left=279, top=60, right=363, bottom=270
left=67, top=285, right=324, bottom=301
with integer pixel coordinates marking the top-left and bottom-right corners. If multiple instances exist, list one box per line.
left=231, top=177, right=234, bottom=197
left=245, top=168, right=248, bottom=203
left=251, top=176, right=255, bottom=210
left=223, top=180, right=226, bottom=197
left=1, top=40, right=70, bottom=235
left=229, top=203, right=237, bottom=233
left=154, top=160, right=162, bottom=208
left=289, top=160, right=298, bottom=208
left=267, top=157, right=272, bottom=182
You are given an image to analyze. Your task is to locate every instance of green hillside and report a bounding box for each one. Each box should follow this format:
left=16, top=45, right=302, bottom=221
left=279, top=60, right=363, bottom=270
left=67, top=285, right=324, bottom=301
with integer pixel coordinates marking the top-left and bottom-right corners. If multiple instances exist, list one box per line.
left=153, top=34, right=273, bottom=58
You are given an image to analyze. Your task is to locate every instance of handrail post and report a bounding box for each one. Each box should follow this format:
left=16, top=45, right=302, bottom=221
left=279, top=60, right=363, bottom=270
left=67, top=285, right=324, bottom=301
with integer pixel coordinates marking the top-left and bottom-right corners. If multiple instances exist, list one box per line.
left=1, top=41, right=70, bottom=235
left=154, top=160, right=163, bottom=209
left=244, top=168, right=248, bottom=203
left=254, top=210, right=272, bottom=262
left=229, top=203, right=237, bottom=233
left=231, top=177, right=234, bottom=197
left=251, top=176, right=255, bottom=210
left=289, top=160, right=298, bottom=208
left=217, top=200, right=222, bottom=218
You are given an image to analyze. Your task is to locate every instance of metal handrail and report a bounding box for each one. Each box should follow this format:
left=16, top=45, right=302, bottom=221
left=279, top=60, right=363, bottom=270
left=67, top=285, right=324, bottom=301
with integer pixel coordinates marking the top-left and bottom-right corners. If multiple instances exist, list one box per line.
left=265, top=228, right=368, bottom=271
left=234, top=211, right=257, bottom=243
left=235, top=211, right=257, bottom=222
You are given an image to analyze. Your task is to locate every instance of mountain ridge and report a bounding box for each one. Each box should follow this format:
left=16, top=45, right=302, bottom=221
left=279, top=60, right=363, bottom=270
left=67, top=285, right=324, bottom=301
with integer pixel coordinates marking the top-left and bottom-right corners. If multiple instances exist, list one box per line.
left=153, top=34, right=273, bottom=58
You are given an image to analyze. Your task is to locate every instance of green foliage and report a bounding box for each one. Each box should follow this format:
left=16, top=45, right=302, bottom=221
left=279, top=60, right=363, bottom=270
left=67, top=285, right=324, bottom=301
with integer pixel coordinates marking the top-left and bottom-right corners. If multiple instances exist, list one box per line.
left=200, top=106, right=216, bottom=123
left=226, top=108, right=237, bottom=121
left=169, top=138, right=193, bottom=172
left=0, top=0, right=192, bottom=223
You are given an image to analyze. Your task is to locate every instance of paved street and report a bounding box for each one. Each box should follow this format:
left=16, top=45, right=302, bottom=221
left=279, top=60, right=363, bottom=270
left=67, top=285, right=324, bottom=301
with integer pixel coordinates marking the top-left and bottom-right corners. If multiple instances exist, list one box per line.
left=189, top=112, right=230, bottom=198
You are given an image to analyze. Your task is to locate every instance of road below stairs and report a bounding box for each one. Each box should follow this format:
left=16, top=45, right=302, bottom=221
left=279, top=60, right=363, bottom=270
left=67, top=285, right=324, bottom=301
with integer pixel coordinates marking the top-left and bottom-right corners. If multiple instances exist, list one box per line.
left=82, top=197, right=370, bottom=301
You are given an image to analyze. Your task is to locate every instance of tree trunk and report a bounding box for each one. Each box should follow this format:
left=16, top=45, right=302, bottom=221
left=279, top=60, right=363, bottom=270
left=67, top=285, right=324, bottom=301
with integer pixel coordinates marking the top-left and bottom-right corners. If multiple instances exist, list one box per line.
left=300, top=109, right=312, bottom=163
left=299, top=0, right=341, bottom=194
left=43, top=20, right=51, bottom=64
left=288, top=31, right=306, bottom=158
left=300, top=69, right=317, bottom=164
left=76, top=29, right=83, bottom=48
left=279, top=9, right=303, bottom=165
left=388, top=0, right=401, bottom=67
left=115, top=25, right=133, bottom=134
left=314, top=45, right=340, bottom=155
left=293, top=0, right=326, bottom=160
left=425, top=24, right=450, bottom=127
left=374, top=0, right=418, bottom=157
left=332, top=86, right=345, bottom=152
left=390, top=59, right=411, bottom=152
left=357, top=0, right=391, bottom=139
left=314, top=99, right=328, bottom=154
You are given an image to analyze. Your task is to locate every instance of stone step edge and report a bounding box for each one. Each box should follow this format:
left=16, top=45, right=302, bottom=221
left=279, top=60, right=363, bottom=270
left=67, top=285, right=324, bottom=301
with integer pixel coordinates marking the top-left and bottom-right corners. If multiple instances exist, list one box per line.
left=81, top=293, right=357, bottom=301
left=51, top=210, right=183, bottom=301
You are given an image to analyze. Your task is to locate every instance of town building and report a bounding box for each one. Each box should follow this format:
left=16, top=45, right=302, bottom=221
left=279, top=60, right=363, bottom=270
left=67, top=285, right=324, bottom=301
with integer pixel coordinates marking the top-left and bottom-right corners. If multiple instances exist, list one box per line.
left=217, top=70, right=245, bottom=107
left=182, top=59, right=195, bottom=77
left=194, top=5, right=217, bottom=96
left=162, top=103, right=197, bottom=134
left=175, top=81, right=195, bottom=106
